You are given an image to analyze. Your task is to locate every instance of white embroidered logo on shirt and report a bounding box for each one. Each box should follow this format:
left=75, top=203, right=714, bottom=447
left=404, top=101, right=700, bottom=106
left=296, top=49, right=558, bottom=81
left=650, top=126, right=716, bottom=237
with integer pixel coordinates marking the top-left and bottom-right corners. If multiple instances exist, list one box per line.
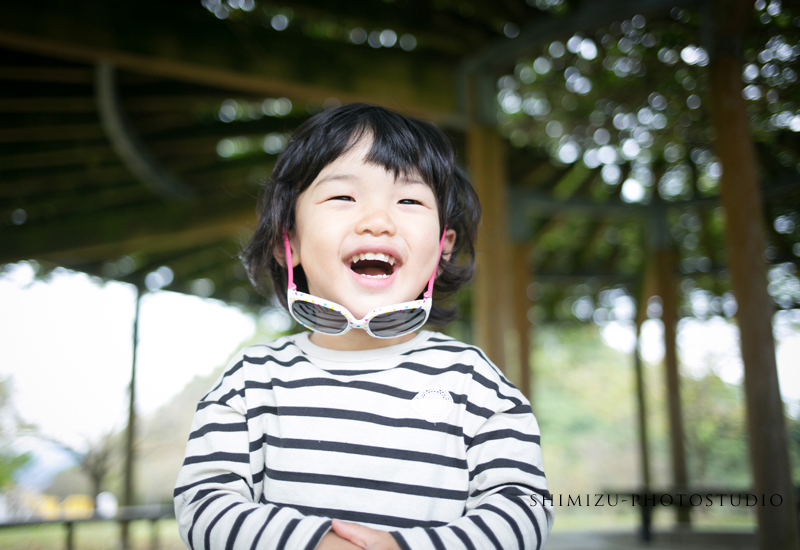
left=411, top=387, right=453, bottom=423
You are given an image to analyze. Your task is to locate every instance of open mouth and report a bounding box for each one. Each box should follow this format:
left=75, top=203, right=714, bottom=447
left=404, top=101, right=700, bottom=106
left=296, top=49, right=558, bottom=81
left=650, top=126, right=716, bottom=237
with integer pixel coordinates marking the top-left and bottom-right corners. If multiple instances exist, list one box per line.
left=349, top=252, right=397, bottom=279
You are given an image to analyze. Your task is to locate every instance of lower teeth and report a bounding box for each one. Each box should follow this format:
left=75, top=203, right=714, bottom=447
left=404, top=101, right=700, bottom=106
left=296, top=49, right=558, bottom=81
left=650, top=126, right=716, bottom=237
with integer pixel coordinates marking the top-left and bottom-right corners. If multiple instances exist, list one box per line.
left=362, top=273, right=389, bottom=278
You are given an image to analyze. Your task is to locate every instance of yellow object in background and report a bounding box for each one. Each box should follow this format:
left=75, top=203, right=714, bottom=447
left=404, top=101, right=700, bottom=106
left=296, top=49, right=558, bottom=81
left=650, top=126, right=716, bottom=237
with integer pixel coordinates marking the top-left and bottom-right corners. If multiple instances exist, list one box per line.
left=27, top=494, right=61, bottom=520
left=61, top=495, right=94, bottom=519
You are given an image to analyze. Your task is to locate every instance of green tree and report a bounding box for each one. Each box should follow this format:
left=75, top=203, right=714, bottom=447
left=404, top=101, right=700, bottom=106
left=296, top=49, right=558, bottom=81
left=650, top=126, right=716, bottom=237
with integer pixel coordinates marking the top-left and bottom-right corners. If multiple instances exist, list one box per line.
left=0, top=377, right=31, bottom=489
left=40, top=432, right=117, bottom=500
left=681, top=372, right=751, bottom=487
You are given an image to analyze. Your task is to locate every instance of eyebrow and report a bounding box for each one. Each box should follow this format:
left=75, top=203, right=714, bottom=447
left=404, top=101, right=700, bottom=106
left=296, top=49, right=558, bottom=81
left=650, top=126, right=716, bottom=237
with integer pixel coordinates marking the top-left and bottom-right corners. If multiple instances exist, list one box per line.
left=313, top=172, right=426, bottom=188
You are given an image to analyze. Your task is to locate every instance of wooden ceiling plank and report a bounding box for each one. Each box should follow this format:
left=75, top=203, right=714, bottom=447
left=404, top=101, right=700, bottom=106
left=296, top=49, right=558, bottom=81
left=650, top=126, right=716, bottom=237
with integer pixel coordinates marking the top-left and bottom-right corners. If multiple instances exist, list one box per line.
left=1, top=182, right=152, bottom=222
left=0, top=145, right=117, bottom=171
left=0, top=97, right=96, bottom=113
left=0, top=123, right=104, bottom=143
left=0, top=66, right=93, bottom=83
left=1, top=205, right=255, bottom=265
left=0, top=166, right=132, bottom=199
left=0, top=27, right=457, bottom=124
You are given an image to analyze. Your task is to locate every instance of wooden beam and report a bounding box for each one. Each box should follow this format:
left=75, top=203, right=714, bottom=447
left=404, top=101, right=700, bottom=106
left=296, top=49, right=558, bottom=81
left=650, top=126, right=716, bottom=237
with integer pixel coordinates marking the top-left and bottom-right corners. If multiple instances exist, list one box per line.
left=95, top=62, right=193, bottom=200
left=468, top=124, right=510, bottom=371
left=707, top=1, right=800, bottom=548
left=0, top=95, right=254, bottom=113
left=509, top=177, right=800, bottom=221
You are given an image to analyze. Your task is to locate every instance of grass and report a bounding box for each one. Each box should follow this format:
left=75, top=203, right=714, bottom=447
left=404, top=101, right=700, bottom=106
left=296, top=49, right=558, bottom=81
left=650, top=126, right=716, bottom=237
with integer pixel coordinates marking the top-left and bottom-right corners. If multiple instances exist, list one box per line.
left=0, top=519, right=185, bottom=550
left=0, top=506, right=758, bottom=548
left=550, top=501, right=758, bottom=533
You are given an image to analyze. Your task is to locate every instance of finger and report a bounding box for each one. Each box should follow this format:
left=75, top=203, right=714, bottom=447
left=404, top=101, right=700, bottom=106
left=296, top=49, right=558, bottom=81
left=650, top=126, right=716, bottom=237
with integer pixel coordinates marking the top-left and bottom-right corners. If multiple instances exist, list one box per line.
left=331, top=519, right=368, bottom=547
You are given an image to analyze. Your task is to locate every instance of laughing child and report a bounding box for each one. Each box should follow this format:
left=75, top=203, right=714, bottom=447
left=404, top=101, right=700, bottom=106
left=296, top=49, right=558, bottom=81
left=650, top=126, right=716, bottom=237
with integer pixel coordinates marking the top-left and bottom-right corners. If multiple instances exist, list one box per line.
left=174, top=103, right=553, bottom=550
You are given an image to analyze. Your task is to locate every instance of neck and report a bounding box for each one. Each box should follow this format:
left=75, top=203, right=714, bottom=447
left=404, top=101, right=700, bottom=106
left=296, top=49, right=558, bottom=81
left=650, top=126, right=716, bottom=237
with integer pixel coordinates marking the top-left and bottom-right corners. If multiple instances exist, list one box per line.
left=309, top=328, right=417, bottom=351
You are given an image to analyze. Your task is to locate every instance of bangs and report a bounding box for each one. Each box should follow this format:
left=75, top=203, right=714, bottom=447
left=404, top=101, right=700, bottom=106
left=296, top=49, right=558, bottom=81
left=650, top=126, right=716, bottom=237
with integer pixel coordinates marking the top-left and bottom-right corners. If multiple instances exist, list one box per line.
left=358, top=110, right=452, bottom=190
left=279, top=104, right=453, bottom=199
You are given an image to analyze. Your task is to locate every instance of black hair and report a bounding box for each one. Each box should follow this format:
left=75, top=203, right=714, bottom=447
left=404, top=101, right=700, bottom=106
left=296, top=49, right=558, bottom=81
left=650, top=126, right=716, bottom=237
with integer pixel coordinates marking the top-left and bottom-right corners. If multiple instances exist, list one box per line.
left=241, top=103, right=481, bottom=325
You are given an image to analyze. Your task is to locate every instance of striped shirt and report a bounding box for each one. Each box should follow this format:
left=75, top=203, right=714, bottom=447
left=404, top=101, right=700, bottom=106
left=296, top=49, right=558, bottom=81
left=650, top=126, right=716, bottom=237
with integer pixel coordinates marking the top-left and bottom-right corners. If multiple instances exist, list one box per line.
left=174, top=331, right=553, bottom=550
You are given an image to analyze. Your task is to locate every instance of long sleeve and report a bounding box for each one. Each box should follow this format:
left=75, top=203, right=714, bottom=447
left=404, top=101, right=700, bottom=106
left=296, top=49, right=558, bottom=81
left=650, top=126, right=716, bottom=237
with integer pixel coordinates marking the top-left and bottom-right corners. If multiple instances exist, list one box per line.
left=388, top=402, right=553, bottom=550
left=386, top=343, right=554, bottom=550
left=173, top=353, right=332, bottom=550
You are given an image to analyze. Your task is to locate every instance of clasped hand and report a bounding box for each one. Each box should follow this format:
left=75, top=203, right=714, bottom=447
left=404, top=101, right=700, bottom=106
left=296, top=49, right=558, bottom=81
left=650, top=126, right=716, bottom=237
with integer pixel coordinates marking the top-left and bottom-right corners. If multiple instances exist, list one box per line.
left=316, top=519, right=402, bottom=550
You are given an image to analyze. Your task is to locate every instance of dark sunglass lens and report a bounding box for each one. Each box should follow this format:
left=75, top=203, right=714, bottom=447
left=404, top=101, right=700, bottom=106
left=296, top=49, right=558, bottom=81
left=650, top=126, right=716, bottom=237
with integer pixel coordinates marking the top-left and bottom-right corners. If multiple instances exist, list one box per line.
left=368, top=309, right=427, bottom=337
left=291, top=301, right=348, bottom=334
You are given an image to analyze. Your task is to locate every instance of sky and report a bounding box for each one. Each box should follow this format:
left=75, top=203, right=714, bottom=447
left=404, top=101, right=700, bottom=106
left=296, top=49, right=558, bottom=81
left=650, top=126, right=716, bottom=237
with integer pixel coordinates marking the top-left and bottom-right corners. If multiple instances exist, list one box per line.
left=602, top=312, right=800, bottom=416
left=0, top=263, right=259, bottom=488
left=1, top=260, right=798, bottom=488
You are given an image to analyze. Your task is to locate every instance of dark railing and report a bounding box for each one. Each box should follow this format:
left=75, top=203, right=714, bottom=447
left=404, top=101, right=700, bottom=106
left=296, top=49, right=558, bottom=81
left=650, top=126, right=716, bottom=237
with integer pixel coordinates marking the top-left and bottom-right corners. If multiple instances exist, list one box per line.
left=602, top=487, right=800, bottom=542
left=0, top=504, right=175, bottom=550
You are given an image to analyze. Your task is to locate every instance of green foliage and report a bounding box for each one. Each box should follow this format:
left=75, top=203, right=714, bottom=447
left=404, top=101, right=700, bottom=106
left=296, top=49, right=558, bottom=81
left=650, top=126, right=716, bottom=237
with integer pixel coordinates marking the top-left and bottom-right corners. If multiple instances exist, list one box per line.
left=533, top=324, right=639, bottom=494
left=534, top=323, right=755, bottom=493
left=499, top=3, right=800, bottom=325
left=681, top=373, right=751, bottom=487
left=788, top=414, right=800, bottom=482
left=0, top=452, right=30, bottom=489
left=532, top=324, right=765, bottom=529
left=0, top=377, right=32, bottom=490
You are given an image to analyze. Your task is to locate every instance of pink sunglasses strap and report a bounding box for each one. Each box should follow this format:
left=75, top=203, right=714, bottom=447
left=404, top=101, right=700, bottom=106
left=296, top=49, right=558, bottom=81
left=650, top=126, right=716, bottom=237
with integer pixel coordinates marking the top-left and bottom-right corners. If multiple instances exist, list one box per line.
left=283, top=231, right=295, bottom=290
left=424, top=225, right=448, bottom=300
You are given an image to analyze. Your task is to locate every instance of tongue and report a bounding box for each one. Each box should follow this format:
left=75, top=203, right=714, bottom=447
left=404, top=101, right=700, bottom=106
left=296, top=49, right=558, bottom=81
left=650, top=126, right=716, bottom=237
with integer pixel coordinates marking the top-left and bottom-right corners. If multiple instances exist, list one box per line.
left=352, top=260, right=392, bottom=276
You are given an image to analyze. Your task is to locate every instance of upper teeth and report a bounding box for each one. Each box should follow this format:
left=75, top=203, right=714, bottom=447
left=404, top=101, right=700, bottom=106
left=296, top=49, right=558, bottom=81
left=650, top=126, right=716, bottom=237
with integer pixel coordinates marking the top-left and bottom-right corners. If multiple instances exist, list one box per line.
left=350, top=253, right=395, bottom=265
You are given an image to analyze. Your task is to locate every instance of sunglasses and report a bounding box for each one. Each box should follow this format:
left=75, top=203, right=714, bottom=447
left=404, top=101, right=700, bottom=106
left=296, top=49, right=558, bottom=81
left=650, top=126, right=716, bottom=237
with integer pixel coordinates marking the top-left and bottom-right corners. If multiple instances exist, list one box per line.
left=283, top=228, right=447, bottom=338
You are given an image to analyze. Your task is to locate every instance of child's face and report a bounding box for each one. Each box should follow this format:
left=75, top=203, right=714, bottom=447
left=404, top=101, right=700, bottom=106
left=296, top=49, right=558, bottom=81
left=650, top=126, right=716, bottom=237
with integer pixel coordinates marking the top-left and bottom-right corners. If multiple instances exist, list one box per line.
left=290, top=138, right=456, bottom=326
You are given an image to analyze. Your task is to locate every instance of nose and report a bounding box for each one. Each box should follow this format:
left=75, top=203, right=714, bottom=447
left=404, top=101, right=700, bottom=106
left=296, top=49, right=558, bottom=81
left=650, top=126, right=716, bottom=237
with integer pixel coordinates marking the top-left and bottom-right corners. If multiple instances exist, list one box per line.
left=354, top=206, right=396, bottom=237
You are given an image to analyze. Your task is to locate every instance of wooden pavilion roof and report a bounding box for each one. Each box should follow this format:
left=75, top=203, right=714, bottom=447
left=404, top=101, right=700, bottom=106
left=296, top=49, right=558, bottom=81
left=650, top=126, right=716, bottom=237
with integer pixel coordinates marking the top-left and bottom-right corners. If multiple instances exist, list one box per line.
left=2, top=0, right=797, bottom=320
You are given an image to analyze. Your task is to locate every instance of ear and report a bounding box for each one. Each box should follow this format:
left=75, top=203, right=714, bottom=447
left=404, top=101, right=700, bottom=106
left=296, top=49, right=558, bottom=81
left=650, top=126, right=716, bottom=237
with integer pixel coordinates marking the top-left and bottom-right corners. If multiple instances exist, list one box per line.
left=441, top=228, right=457, bottom=263
left=273, top=233, right=301, bottom=268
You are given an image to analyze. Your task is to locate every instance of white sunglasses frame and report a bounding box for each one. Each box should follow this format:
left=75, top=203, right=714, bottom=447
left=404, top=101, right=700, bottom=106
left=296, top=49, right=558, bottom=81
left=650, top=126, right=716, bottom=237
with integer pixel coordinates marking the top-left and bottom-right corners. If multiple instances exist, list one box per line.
left=283, top=228, right=447, bottom=339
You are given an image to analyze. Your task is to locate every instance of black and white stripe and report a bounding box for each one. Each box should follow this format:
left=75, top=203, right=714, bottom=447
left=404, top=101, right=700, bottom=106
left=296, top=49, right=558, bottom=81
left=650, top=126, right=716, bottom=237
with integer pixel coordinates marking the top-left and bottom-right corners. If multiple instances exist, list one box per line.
left=174, top=331, right=553, bottom=549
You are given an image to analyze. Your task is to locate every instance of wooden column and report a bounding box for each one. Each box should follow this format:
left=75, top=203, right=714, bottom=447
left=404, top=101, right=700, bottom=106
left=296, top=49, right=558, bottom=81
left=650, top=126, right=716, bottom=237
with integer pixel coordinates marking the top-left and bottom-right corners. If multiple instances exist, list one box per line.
left=634, top=284, right=652, bottom=493
left=467, top=125, right=510, bottom=372
left=648, top=206, right=690, bottom=525
left=707, top=1, right=799, bottom=547
left=512, top=244, right=532, bottom=401
left=654, top=247, right=690, bottom=525
left=633, top=323, right=651, bottom=490
left=120, top=286, right=141, bottom=550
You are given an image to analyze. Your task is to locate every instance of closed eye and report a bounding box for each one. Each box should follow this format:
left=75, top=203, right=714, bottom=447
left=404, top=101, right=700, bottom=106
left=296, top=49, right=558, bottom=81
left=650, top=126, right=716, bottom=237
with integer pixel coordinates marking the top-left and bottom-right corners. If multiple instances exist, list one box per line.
left=328, top=195, right=355, bottom=202
left=398, top=199, right=423, bottom=205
